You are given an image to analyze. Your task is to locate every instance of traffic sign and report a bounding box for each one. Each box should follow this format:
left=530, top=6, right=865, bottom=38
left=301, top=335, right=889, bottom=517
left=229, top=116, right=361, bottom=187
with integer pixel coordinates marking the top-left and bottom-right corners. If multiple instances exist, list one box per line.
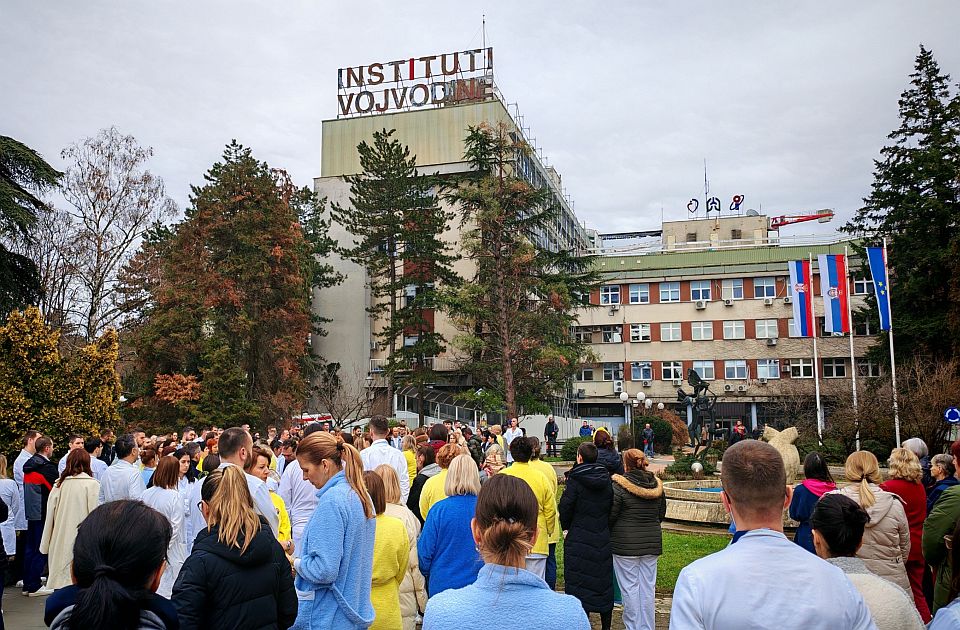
left=945, top=407, right=960, bottom=424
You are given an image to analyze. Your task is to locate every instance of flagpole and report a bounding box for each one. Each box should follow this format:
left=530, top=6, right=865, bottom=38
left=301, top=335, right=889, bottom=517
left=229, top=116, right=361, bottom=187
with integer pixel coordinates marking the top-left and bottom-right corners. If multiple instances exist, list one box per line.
left=883, top=237, right=901, bottom=446
left=810, top=254, right=824, bottom=443
left=846, top=246, right=860, bottom=450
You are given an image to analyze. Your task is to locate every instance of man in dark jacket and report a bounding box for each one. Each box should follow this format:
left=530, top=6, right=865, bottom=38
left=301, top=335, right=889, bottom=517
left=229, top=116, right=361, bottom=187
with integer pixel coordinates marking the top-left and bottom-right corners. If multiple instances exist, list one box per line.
left=559, top=442, right=614, bottom=630
left=642, top=424, right=655, bottom=457
left=462, top=427, right=484, bottom=468
left=544, top=416, right=559, bottom=457
left=22, top=436, right=58, bottom=596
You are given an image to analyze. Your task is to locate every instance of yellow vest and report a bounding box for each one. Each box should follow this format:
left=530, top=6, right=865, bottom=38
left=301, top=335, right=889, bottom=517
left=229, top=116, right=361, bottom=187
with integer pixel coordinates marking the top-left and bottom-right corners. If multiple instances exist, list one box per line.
left=500, top=461, right=557, bottom=555
left=419, top=469, right=449, bottom=520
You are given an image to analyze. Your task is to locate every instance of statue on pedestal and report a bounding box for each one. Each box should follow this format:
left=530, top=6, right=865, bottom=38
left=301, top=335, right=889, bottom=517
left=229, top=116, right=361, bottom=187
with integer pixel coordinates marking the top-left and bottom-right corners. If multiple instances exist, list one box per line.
left=676, top=369, right=717, bottom=463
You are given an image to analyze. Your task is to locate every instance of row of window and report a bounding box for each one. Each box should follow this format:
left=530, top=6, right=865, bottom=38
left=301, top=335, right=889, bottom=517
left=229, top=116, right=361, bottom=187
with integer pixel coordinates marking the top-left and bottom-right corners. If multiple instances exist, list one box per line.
left=578, top=358, right=880, bottom=382
left=599, top=277, right=875, bottom=305
left=582, top=318, right=875, bottom=344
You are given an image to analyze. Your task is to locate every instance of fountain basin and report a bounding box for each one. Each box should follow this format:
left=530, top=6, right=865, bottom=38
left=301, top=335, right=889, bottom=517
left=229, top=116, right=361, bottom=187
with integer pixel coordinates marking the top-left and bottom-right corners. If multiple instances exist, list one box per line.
left=663, top=479, right=798, bottom=529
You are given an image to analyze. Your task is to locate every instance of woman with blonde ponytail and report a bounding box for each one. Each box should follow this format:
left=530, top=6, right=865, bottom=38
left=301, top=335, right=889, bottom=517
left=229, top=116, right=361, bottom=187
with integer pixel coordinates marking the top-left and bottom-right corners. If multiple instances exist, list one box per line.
left=171, top=466, right=297, bottom=630
left=422, top=474, right=589, bottom=630
left=830, top=450, right=911, bottom=592
left=293, top=432, right=376, bottom=629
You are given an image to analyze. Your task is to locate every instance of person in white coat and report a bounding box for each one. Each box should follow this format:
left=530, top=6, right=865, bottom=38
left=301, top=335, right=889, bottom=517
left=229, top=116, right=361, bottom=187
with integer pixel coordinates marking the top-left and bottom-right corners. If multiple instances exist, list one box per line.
left=141, top=456, right=186, bottom=598
left=503, top=418, right=523, bottom=465
left=0, top=455, right=22, bottom=561
left=375, top=464, right=427, bottom=630
left=361, top=416, right=411, bottom=504
left=669, top=440, right=876, bottom=630
left=98, top=434, right=145, bottom=503
left=39, top=449, right=100, bottom=591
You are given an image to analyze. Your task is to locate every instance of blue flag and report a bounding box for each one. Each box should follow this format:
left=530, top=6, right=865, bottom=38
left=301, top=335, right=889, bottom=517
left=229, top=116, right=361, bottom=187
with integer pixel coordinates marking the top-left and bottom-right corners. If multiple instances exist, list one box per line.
left=867, top=247, right=891, bottom=330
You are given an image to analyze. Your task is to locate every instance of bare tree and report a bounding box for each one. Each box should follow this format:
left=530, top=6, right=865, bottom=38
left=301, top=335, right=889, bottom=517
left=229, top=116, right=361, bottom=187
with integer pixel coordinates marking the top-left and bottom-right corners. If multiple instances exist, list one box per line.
left=311, top=362, right=372, bottom=428
left=60, top=127, right=176, bottom=340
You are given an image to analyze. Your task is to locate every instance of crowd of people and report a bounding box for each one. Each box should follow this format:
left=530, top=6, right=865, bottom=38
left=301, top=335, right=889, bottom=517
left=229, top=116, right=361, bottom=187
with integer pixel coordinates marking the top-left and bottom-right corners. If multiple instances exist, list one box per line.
left=6, top=417, right=960, bottom=629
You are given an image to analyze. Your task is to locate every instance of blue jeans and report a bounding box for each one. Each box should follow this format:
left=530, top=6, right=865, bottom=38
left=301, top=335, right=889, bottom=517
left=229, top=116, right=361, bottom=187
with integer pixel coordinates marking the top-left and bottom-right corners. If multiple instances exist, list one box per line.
left=545, top=543, right=557, bottom=590
left=23, top=520, right=45, bottom=593
left=644, top=441, right=654, bottom=457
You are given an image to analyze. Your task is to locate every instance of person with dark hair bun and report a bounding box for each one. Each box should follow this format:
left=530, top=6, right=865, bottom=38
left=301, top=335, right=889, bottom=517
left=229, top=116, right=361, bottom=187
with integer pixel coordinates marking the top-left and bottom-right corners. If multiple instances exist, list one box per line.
left=788, top=452, right=836, bottom=553
left=811, top=494, right=924, bottom=630
left=421, top=475, right=589, bottom=630
left=44, top=500, right=176, bottom=630
left=39, top=449, right=99, bottom=591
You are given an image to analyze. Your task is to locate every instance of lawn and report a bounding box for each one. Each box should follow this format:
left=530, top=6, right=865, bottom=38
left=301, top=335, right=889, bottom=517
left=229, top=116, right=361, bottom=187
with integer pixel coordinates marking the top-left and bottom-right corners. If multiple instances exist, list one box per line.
left=555, top=530, right=729, bottom=592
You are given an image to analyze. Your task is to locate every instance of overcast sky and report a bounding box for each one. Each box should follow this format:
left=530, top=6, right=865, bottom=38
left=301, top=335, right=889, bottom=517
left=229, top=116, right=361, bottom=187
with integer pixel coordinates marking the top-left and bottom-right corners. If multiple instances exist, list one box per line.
left=4, top=1, right=959, bottom=237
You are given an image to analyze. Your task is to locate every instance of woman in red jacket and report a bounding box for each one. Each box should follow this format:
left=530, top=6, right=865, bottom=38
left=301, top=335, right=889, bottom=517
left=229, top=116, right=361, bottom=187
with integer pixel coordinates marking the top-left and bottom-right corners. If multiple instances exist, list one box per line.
left=881, top=447, right=931, bottom=622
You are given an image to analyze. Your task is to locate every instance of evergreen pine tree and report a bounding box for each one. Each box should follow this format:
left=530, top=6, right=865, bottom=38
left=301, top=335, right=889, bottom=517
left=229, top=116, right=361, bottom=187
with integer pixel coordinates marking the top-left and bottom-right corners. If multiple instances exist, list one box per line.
left=843, top=45, right=960, bottom=358
left=332, top=129, right=458, bottom=421
left=446, top=123, right=598, bottom=419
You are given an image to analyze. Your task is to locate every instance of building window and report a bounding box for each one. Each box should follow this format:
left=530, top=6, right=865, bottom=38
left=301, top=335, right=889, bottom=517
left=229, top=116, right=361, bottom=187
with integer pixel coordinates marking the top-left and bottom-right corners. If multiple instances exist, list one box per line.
left=856, top=358, right=881, bottom=378
left=823, top=358, right=846, bottom=378
left=631, top=361, right=653, bottom=381
left=691, top=321, right=713, bottom=341
left=660, top=281, right=681, bottom=303
left=629, top=283, right=650, bottom=304
left=573, top=327, right=592, bottom=343
left=854, top=320, right=874, bottom=336
left=600, top=325, right=622, bottom=343
left=791, top=359, right=814, bottom=379
left=630, top=323, right=651, bottom=343
left=788, top=318, right=801, bottom=338
left=757, top=359, right=780, bottom=380
left=723, top=320, right=745, bottom=340
left=661, top=322, right=682, bottom=341
left=693, top=360, right=715, bottom=380
left=577, top=367, right=594, bottom=381
left=853, top=278, right=875, bottom=295
left=754, top=277, right=776, bottom=298
left=662, top=361, right=683, bottom=381
left=600, top=285, right=620, bottom=305
left=602, top=362, right=623, bottom=381
left=722, top=279, right=744, bottom=300
left=691, top=280, right=711, bottom=301
left=686, top=232, right=698, bottom=243
left=724, top=360, right=748, bottom=380
left=403, top=335, right=418, bottom=347
left=755, top=319, right=778, bottom=339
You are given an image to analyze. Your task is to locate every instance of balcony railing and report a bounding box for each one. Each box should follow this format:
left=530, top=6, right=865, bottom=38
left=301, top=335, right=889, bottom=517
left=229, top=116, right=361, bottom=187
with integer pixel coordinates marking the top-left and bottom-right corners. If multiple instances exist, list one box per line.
left=369, top=356, right=458, bottom=374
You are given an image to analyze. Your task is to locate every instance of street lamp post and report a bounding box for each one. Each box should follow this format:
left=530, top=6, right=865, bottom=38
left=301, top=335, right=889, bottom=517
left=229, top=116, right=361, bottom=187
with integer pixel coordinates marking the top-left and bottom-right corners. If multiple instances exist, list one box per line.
left=619, top=391, right=629, bottom=435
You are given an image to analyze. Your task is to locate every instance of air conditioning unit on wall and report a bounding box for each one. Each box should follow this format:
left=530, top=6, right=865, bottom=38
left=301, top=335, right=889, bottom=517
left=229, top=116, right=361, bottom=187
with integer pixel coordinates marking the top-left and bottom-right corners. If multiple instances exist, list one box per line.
left=766, top=337, right=778, bottom=346
left=695, top=300, right=707, bottom=310
left=672, top=379, right=682, bottom=387
left=613, top=380, right=624, bottom=394
left=642, top=380, right=651, bottom=388
left=737, top=385, right=748, bottom=393
left=759, top=377, right=769, bottom=385
left=724, top=384, right=734, bottom=392
left=763, top=297, right=774, bottom=306
left=724, top=299, right=734, bottom=307
left=783, top=296, right=792, bottom=304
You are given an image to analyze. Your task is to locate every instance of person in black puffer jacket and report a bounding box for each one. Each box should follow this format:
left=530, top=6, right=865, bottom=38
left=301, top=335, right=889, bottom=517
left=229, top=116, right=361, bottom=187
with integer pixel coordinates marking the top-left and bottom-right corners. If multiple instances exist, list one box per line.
left=559, top=441, right=614, bottom=630
left=609, top=448, right=666, bottom=630
left=594, top=430, right=623, bottom=477
left=172, top=466, right=296, bottom=630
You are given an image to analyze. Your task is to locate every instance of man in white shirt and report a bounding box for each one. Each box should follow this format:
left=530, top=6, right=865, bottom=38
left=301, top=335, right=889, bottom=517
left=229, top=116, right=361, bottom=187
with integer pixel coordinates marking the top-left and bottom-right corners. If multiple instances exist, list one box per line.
left=360, top=415, right=410, bottom=503
left=57, top=434, right=84, bottom=475
left=669, top=440, right=877, bottom=630
left=99, top=434, right=146, bottom=503
left=83, top=437, right=108, bottom=480
left=187, top=427, right=279, bottom=551
left=12, top=429, right=39, bottom=584
left=503, top=417, right=523, bottom=464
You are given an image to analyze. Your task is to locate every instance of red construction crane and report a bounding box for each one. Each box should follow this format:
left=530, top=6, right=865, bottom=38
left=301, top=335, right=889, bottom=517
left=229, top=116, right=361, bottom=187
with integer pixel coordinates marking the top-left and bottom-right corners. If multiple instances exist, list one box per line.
left=769, top=209, right=835, bottom=230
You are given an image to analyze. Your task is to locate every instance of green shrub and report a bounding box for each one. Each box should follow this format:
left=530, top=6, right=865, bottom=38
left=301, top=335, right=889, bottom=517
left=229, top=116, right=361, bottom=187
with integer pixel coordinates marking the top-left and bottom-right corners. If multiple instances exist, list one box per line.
left=560, top=436, right=591, bottom=461
left=664, top=449, right=717, bottom=477
left=617, top=424, right=634, bottom=451
left=797, top=436, right=847, bottom=465
left=651, top=419, right=674, bottom=454
left=860, top=439, right=890, bottom=463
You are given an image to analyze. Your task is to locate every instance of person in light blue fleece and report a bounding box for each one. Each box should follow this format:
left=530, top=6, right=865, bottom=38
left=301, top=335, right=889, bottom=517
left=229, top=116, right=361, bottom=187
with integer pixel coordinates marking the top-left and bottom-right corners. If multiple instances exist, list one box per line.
left=292, top=432, right=377, bottom=630
left=418, top=454, right=484, bottom=597
left=423, top=474, right=589, bottom=630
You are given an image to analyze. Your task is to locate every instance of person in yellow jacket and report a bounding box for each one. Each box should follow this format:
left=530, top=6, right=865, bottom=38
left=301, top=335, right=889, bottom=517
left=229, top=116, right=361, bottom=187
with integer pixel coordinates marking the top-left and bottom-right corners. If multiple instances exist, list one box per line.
left=364, top=471, right=409, bottom=630
left=527, top=437, right=561, bottom=588
left=419, top=444, right=459, bottom=520
left=402, top=435, right=418, bottom=486
left=500, top=436, right=557, bottom=580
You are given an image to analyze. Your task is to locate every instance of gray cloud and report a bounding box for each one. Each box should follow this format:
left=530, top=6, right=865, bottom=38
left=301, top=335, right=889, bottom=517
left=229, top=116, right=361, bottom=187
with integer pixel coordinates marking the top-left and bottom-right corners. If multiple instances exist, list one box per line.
left=3, top=0, right=958, bottom=236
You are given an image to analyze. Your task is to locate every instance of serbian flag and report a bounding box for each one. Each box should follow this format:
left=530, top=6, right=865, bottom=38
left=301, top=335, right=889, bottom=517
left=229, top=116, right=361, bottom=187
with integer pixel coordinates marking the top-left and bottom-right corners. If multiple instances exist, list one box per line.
left=816, top=254, right=851, bottom=334
left=867, top=247, right=892, bottom=330
left=788, top=260, right=815, bottom=337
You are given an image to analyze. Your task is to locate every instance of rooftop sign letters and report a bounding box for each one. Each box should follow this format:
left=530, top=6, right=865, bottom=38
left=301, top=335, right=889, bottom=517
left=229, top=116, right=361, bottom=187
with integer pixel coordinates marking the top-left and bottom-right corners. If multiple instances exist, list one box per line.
left=337, top=48, right=494, bottom=117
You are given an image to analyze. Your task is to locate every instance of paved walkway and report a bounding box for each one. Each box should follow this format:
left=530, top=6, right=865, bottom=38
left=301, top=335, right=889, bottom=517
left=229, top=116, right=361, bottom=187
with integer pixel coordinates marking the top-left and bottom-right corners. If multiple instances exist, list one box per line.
left=5, top=588, right=48, bottom=630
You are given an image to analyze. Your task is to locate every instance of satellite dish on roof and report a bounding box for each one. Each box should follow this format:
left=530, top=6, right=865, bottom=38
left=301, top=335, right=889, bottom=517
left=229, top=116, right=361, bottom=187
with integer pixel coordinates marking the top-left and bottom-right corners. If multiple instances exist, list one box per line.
left=746, top=209, right=759, bottom=216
